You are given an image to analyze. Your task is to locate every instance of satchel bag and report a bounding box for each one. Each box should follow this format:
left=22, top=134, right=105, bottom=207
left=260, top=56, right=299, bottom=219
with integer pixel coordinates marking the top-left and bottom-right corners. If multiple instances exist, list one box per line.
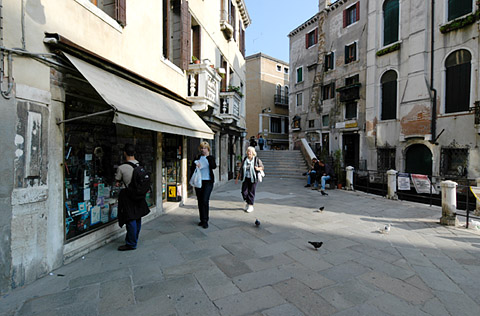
left=189, top=168, right=202, bottom=188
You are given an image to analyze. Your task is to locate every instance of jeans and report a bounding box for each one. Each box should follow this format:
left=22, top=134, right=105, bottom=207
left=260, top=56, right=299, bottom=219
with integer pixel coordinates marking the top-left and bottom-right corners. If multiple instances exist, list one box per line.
left=321, top=175, right=331, bottom=190
left=195, top=180, right=214, bottom=223
left=241, top=177, right=257, bottom=205
left=307, top=171, right=318, bottom=187
left=125, top=218, right=142, bottom=248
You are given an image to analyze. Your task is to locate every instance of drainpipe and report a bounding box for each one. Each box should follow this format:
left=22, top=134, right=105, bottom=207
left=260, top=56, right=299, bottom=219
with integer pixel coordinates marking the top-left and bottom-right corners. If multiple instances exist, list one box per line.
left=0, top=0, right=13, bottom=99
left=430, top=0, right=437, bottom=144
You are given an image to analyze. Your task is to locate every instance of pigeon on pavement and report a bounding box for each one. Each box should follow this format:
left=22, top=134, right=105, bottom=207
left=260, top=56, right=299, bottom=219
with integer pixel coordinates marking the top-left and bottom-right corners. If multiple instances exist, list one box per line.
left=379, top=224, right=391, bottom=234
left=308, top=241, right=323, bottom=250
left=314, top=206, right=325, bottom=212
left=320, top=190, right=328, bottom=196
left=255, top=219, right=261, bottom=227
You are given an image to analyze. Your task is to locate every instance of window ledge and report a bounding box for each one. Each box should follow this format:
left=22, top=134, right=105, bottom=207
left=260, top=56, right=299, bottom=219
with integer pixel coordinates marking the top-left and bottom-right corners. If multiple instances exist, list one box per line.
left=376, top=42, right=402, bottom=57
left=74, top=0, right=123, bottom=32
left=440, top=12, right=479, bottom=34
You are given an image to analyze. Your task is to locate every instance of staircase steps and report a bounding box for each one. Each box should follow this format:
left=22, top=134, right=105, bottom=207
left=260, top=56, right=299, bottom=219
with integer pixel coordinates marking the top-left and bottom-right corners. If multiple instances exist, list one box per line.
left=256, top=150, right=307, bottom=180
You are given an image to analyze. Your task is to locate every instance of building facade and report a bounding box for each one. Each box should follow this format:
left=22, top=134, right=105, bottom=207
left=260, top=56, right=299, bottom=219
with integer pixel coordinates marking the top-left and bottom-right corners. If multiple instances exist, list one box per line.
left=0, top=0, right=249, bottom=294
left=245, top=53, right=289, bottom=150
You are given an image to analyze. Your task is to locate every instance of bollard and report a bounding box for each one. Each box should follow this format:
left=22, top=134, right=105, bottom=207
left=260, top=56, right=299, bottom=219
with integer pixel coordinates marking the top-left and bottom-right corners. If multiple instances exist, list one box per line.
left=440, top=180, right=459, bottom=226
left=346, top=166, right=354, bottom=191
left=475, top=178, right=480, bottom=216
left=386, top=170, right=398, bottom=200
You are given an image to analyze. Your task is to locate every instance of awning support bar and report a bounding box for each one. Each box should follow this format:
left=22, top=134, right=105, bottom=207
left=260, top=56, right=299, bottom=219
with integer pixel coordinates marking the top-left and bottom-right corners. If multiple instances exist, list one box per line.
left=56, top=109, right=114, bottom=125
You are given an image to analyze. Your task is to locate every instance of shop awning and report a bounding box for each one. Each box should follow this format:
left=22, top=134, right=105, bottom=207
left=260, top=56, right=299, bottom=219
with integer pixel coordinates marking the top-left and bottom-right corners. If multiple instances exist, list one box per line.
left=63, top=53, right=214, bottom=139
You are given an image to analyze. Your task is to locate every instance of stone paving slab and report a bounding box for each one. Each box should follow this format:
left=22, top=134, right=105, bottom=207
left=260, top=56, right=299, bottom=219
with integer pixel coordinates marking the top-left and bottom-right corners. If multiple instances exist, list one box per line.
left=1, top=177, right=480, bottom=316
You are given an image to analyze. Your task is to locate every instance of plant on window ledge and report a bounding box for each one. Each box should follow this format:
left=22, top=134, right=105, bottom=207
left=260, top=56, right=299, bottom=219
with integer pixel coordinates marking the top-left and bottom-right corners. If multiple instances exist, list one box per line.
left=376, top=43, right=401, bottom=57
left=192, top=56, right=200, bottom=64
left=228, top=85, right=244, bottom=97
left=440, top=12, right=479, bottom=34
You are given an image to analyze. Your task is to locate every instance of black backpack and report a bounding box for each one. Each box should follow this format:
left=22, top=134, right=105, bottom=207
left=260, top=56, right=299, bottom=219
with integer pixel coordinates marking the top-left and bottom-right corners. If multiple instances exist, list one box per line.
left=124, top=161, right=152, bottom=200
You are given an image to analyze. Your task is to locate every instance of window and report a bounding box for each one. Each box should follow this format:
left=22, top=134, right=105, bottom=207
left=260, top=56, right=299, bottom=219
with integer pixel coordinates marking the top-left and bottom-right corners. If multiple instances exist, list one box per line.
left=322, top=115, right=330, bottom=127
left=381, top=70, right=397, bottom=120
left=322, top=82, right=336, bottom=100
left=325, top=52, right=335, bottom=71
left=239, top=21, right=246, bottom=57
left=345, top=74, right=359, bottom=86
left=296, top=67, right=303, bottom=83
left=276, top=84, right=282, bottom=96
left=296, top=93, right=303, bottom=107
left=306, top=28, right=318, bottom=48
left=88, top=0, right=127, bottom=26
left=284, top=67, right=289, bottom=74
left=383, top=0, right=399, bottom=46
left=284, top=86, right=289, bottom=98
left=308, top=120, right=315, bottom=128
left=284, top=118, right=289, bottom=134
left=440, top=148, right=468, bottom=177
left=448, top=0, right=472, bottom=21
left=345, top=42, right=357, bottom=64
left=377, top=148, right=396, bottom=171
left=277, top=65, right=282, bottom=72
left=345, top=102, right=357, bottom=119
left=445, top=49, right=471, bottom=113
left=163, top=0, right=191, bottom=70
left=271, top=117, right=282, bottom=133
left=343, top=2, right=360, bottom=27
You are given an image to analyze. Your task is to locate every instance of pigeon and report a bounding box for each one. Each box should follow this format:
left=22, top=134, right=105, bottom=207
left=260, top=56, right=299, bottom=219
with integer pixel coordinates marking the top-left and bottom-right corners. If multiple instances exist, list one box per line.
left=379, top=224, right=391, bottom=234
left=314, top=206, right=324, bottom=213
left=308, top=241, right=323, bottom=250
left=255, top=219, right=261, bottom=227
left=320, top=190, right=328, bottom=196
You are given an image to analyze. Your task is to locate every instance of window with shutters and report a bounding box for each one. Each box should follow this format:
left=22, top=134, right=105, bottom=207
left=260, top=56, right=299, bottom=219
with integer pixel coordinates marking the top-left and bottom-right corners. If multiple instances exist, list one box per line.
left=308, top=120, right=315, bottom=128
left=306, top=28, right=318, bottom=48
left=381, top=70, right=397, bottom=120
left=325, top=52, right=334, bottom=71
left=239, top=22, right=246, bottom=57
left=271, top=117, right=282, bottom=133
left=445, top=49, right=471, bottom=113
left=447, top=0, right=472, bottom=21
left=322, top=83, right=335, bottom=100
left=343, top=2, right=360, bottom=27
left=383, top=0, right=399, bottom=46
left=88, top=0, right=126, bottom=26
left=296, top=93, right=303, bottom=107
left=163, top=0, right=191, bottom=70
left=345, top=102, right=357, bottom=119
left=296, top=66, right=303, bottom=83
left=345, top=42, right=357, bottom=64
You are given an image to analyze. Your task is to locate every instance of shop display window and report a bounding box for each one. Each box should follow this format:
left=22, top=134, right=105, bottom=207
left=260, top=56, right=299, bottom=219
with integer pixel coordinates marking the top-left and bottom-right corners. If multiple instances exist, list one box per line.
left=64, top=96, right=156, bottom=240
left=163, top=134, right=183, bottom=202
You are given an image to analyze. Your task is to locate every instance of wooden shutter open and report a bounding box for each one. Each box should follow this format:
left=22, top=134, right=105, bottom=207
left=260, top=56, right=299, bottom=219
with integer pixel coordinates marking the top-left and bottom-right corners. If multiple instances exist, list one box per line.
left=115, top=0, right=126, bottom=27
left=180, top=0, right=191, bottom=70
left=343, top=9, right=347, bottom=27
left=356, top=2, right=360, bottom=22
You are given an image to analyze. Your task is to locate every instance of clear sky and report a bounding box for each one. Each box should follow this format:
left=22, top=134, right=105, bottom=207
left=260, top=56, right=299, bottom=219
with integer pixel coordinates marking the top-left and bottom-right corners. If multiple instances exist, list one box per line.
left=244, top=0, right=319, bottom=63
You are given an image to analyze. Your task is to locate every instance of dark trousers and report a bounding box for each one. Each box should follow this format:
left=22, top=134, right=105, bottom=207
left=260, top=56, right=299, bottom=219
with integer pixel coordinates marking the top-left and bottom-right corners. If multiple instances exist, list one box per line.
left=259, top=144, right=264, bottom=150
left=195, top=180, right=214, bottom=223
left=125, top=218, right=142, bottom=248
left=241, top=177, right=257, bottom=205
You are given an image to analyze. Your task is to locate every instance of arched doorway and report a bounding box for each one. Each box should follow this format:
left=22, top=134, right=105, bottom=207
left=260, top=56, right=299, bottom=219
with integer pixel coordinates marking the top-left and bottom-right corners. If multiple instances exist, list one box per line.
left=405, top=144, right=432, bottom=175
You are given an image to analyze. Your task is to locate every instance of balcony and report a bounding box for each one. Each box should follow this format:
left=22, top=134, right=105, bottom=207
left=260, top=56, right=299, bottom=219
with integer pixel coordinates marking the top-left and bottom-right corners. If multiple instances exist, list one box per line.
left=187, top=62, right=222, bottom=112
left=219, top=91, right=241, bottom=124
left=337, top=83, right=361, bottom=102
left=274, top=94, right=289, bottom=107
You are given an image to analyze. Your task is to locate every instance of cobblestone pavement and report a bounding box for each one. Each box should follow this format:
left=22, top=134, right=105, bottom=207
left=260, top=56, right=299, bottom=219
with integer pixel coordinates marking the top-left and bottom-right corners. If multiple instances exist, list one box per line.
left=1, top=177, right=480, bottom=316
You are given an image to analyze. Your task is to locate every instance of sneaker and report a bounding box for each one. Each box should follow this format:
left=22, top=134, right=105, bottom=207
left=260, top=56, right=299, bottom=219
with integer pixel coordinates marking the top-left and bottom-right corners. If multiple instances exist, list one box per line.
left=118, top=245, right=135, bottom=251
left=202, top=222, right=209, bottom=229
left=246, top=205, right=254, bottom=213
left=304, top=184, right=311, bottom=187
left=244, top=203, right=249, bottom=210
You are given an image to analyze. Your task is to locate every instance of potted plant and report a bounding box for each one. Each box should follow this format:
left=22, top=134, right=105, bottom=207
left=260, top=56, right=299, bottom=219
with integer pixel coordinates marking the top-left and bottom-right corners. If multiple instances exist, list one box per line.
left=333, top=149, right=344, bottom=189
left=228, top=85, right=244, bottom=98
left=192, top=56, right=200, bottom=64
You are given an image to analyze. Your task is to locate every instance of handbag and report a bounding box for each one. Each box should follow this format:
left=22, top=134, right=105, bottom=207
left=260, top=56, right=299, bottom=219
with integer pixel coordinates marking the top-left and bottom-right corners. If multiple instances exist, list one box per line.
left=257, top=170, right=265, bottom=182
left=189, top=168, right=202, bottom=188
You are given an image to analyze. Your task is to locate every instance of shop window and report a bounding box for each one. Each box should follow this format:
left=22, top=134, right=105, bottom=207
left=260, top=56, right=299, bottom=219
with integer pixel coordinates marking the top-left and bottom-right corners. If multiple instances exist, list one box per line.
left=89, top=0, right=126, bottom=26
left=445, top=49, right=471, bottom=114
left=296, top=66, right=303, bottom=83
left=440, top=147, right=468, bottom=177
left=345, top=102, right=357, bottom=119
left=306, top=28, right=318, bottom=48
left=325, top=52, right=335, bottom=71
left=322, top=82, right=336, bottom=100
left=308, top=120, right=315, bottom=128
left=163, top=0, right=191, bottom=70
left=381, top=70, right=397, bottom=120
left=64, top=96, right=156, bottom=240
left=271, top=117, right=282, bottom=133
left=343, top=2, right=360, bottom=27
left=345, top=42, right=357, bottom=64
left=383, top=0, right=399, bottom=46
left=163, top=134, right=183, bottom=202
left=377, top=147, right=396, bottom=171
left=322, top=115, right=330, bottom=127
left=448, top=0, right=472, bottom=21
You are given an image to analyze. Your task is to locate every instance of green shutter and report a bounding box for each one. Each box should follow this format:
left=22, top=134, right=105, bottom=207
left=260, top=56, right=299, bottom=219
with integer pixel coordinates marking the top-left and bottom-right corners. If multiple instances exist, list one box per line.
left=383, top=0, right=399, bottom=46
left=448, top=0, right=472, bottom=21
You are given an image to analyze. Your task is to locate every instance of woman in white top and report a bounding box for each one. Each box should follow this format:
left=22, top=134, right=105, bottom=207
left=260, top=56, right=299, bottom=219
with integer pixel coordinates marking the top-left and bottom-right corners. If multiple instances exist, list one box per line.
left=235, top=146, right=264, bottom=213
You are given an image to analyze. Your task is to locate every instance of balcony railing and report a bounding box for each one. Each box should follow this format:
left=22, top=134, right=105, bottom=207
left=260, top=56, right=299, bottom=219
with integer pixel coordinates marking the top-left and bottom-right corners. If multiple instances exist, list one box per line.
left=187, top=62, right=221, bottom=112
left=337, top=83, right=361, bottom=102
left=274, top=94, right=289, bottom=107
left=219, top=91, right=241, bottom=124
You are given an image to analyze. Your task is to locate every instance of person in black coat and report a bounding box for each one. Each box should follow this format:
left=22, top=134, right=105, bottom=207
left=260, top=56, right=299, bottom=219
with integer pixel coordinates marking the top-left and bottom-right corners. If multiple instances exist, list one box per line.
left=190, top=141, right=217, bottom=229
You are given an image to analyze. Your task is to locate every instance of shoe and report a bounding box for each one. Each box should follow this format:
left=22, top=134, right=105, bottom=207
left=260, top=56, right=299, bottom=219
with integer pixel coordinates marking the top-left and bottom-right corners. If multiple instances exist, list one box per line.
left=302, top=172, right=307, bottom=176
left=321, top=190, right=328, bottom=196
left=244, top=203, right=249, bottom=210
left=198, top=222, right=204, bottom=226
left=118, top=245, right=135, bottom=251
left=246, top=205, right=254, bottom=213
left=202, top=222, right=209, bottom=229
left=304, top=184, right=311, bottom=187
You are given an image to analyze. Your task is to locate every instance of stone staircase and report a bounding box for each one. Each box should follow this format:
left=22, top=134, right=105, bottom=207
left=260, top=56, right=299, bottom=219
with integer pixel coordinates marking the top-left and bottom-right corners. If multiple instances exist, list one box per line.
left=256, top=150, right=307, bottom=180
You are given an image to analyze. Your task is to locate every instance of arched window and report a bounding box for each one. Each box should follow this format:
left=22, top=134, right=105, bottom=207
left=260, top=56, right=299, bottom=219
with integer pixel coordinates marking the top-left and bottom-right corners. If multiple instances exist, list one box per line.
left=276, top=84, right=282, bottom=96
left=445, top=49, right=471, bottom=113
left=284, top=86, right=289, bottom=98
left=448, top=0, right=472, bottom=21
left=383, top=0, right=399, bottom=46
left=381, top=70, right=397, bottom=120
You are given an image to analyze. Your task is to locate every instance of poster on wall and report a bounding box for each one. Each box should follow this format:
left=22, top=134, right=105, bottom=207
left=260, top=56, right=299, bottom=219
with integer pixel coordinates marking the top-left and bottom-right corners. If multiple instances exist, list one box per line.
left=397, top=173, right=411, bottom=191
left=411, top=174, right=437, bottom=194
left=91, top=205, right=101, bottom=225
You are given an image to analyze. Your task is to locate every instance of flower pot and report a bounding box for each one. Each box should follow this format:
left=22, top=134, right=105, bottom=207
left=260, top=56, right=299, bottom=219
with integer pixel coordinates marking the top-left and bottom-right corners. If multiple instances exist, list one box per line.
left=194, top=60, right=200, bottom=64
left=337, top=183, right=342, bottom=189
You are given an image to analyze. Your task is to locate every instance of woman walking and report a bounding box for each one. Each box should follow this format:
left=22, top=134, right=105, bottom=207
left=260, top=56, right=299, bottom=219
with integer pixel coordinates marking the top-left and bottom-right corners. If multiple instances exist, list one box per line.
left=190, top=142, right=216, bottom=228
left=235, top=146, right=264, bottom=213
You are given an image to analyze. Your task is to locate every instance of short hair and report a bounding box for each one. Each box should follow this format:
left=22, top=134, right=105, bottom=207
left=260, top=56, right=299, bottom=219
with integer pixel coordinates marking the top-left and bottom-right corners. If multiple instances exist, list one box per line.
left=124, top=143, right=135, bottom=156
left=246, top=146, right=257, bottom=157
left=199, top=141, right=211, bottom=152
